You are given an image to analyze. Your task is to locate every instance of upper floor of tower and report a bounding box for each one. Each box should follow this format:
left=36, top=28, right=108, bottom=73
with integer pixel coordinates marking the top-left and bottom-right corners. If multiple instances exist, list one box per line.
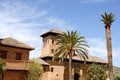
left=40, top=29, right=63, bottom=56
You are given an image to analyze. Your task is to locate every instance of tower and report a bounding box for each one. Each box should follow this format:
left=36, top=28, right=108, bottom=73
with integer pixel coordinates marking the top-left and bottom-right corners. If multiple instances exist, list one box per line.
left=40, top=29, right=63, bottom=57
left=40, top=29, right=108, bottom=80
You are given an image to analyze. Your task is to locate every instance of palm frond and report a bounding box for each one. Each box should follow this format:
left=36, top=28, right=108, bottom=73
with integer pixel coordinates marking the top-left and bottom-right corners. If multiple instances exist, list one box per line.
left=101, top=12, right=115, bottom=26
left=53, top=31, right=89, bottom=64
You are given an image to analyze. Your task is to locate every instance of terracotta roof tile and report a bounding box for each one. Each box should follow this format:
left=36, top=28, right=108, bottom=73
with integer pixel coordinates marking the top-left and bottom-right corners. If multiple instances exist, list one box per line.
left=72, top=55, right=107, bottom=63
left=33, top=58, right=49, bottom=65
left=0, top=37, right=34, bottom=50
left=41, top=29, right=64, bottom=37
left=40, top=54, right=107, bottom=64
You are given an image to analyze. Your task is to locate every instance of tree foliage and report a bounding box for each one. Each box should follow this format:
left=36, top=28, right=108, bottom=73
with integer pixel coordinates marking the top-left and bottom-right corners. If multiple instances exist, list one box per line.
left=0, top=58, right=5, bottom=74
left=87, top=63, right=108, bottom=80
left=114, top=76, right=120, bottom=80
left=52, top=31, right=89, bottom=80
left=53, top=31, right=89, bottom=63
left=25, top=60, right=43, bottom=80
left=101, top=12, right=114, bottom=27
left=0, top=58, right=5, bottom=79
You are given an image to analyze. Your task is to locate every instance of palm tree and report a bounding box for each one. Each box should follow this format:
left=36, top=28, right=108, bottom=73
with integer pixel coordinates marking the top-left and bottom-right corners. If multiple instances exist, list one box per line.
left=0, top=58, right=5, bottom=80
left=53, top=31, right=89, bottom=80
left=101, top=12, right=115, bottom=80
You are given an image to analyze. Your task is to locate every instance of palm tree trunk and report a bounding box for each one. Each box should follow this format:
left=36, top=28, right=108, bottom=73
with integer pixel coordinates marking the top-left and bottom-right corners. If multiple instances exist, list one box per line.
left=105, top=26, right=113, bottom=80
left=69, top=53, right=72, bottom=80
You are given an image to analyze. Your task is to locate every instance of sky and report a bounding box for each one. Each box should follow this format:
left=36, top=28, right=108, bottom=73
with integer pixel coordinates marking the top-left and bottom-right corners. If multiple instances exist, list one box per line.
left=0, top=0, right=120, bottom=67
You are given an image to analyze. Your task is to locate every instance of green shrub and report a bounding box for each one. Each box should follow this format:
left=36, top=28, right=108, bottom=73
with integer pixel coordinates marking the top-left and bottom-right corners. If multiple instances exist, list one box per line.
left=87, top=63, right=108, bottom=80
left=25, top=60, right=43, bottom=80
left=114, top=76, right=120, bottom=80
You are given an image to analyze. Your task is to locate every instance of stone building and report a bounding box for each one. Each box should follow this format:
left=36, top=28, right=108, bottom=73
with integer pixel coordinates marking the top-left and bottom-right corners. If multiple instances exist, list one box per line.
left=0, top=37, right=34, bottom=80
left=0, top=29, right=108, bottom=80
left=39, top=29, right=108, bottom=80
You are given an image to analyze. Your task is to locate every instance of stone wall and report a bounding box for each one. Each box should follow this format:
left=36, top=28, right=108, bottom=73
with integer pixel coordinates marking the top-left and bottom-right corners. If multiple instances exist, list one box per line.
left=42, top=59, right=92, bottom=80
left=3, top=70, right=26, bottom=80
left=0, top=45, right=30, bottom=61
left=0, top=45, right=30, bottom=80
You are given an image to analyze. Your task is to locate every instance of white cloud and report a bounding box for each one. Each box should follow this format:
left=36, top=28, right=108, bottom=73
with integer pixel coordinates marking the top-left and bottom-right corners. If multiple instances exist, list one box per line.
left=113, top=48, right=120, bottom=67
left=0, top=0, right=119, bottom=67
left=0, top=0, right=72, bottom=58
left=88, top=38, right=107, bottom=59
left=0, top=1, right=48, bottom=23
left=88, top=38, right=120, bottom=66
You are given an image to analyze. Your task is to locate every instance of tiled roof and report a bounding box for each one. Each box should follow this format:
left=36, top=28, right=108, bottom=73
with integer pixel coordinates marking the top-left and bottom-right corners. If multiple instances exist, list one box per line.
left=0, top=37, right=34, bottom=50
left=41, top=29, right=64, bottom=37
left=33, top=58, right=49, bottom=65
left=40, top=54, right=107, bottom=64
left=72, top=55, right=107, bottom=63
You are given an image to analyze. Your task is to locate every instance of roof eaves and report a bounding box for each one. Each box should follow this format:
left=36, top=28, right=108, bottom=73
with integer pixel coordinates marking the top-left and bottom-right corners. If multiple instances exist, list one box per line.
left=0, top=37, right=34, bottom=50
left=40, top=29, right=64, bottom=37
left=40, top=54, right=107, bottom=64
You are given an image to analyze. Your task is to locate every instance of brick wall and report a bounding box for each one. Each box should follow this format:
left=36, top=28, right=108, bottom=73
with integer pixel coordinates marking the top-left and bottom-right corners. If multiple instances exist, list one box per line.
left=3, top=70, right=26, bottom=80
left=42, top=59, right=92, bottom=80
left=0, top=45, right=30, bottom=61
left=0, top=45, right=30, bottom=80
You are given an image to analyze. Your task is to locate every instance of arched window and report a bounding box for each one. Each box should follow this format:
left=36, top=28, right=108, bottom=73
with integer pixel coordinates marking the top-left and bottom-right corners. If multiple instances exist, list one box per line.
left=74, top=73, right=80, bottom=80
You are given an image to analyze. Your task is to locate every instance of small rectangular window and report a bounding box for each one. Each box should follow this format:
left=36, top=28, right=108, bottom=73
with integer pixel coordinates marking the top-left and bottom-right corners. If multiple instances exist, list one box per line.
left=52, top=40, right=54, bottom=44
left=51, top=49, right=54, bottom=53
left=16, top=53, right=22, bottom=60
left=43, top=40, right=47, bottom=47
left=51, top=67, right=54, bottom=72
left=0, top=50, right=7, bottom=59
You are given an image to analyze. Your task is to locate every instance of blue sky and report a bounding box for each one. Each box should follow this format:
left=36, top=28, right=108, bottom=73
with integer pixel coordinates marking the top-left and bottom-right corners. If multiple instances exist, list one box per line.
left=0, top=0, right=120, bottom=67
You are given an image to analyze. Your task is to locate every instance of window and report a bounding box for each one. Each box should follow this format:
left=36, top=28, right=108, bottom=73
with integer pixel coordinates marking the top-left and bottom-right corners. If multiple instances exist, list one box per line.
left=52, top=40, right=54, bottom=44
left=51, top=67, right=54, bottom=72
left=51, top=49, right=54, bottom=53
left=0, top=50, right=7, bottom=59
left=43, top=40, right=48, bottom=47
left=16, top=53, right=22, bottom=60
left=43, top=41, right=45, bottom=47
